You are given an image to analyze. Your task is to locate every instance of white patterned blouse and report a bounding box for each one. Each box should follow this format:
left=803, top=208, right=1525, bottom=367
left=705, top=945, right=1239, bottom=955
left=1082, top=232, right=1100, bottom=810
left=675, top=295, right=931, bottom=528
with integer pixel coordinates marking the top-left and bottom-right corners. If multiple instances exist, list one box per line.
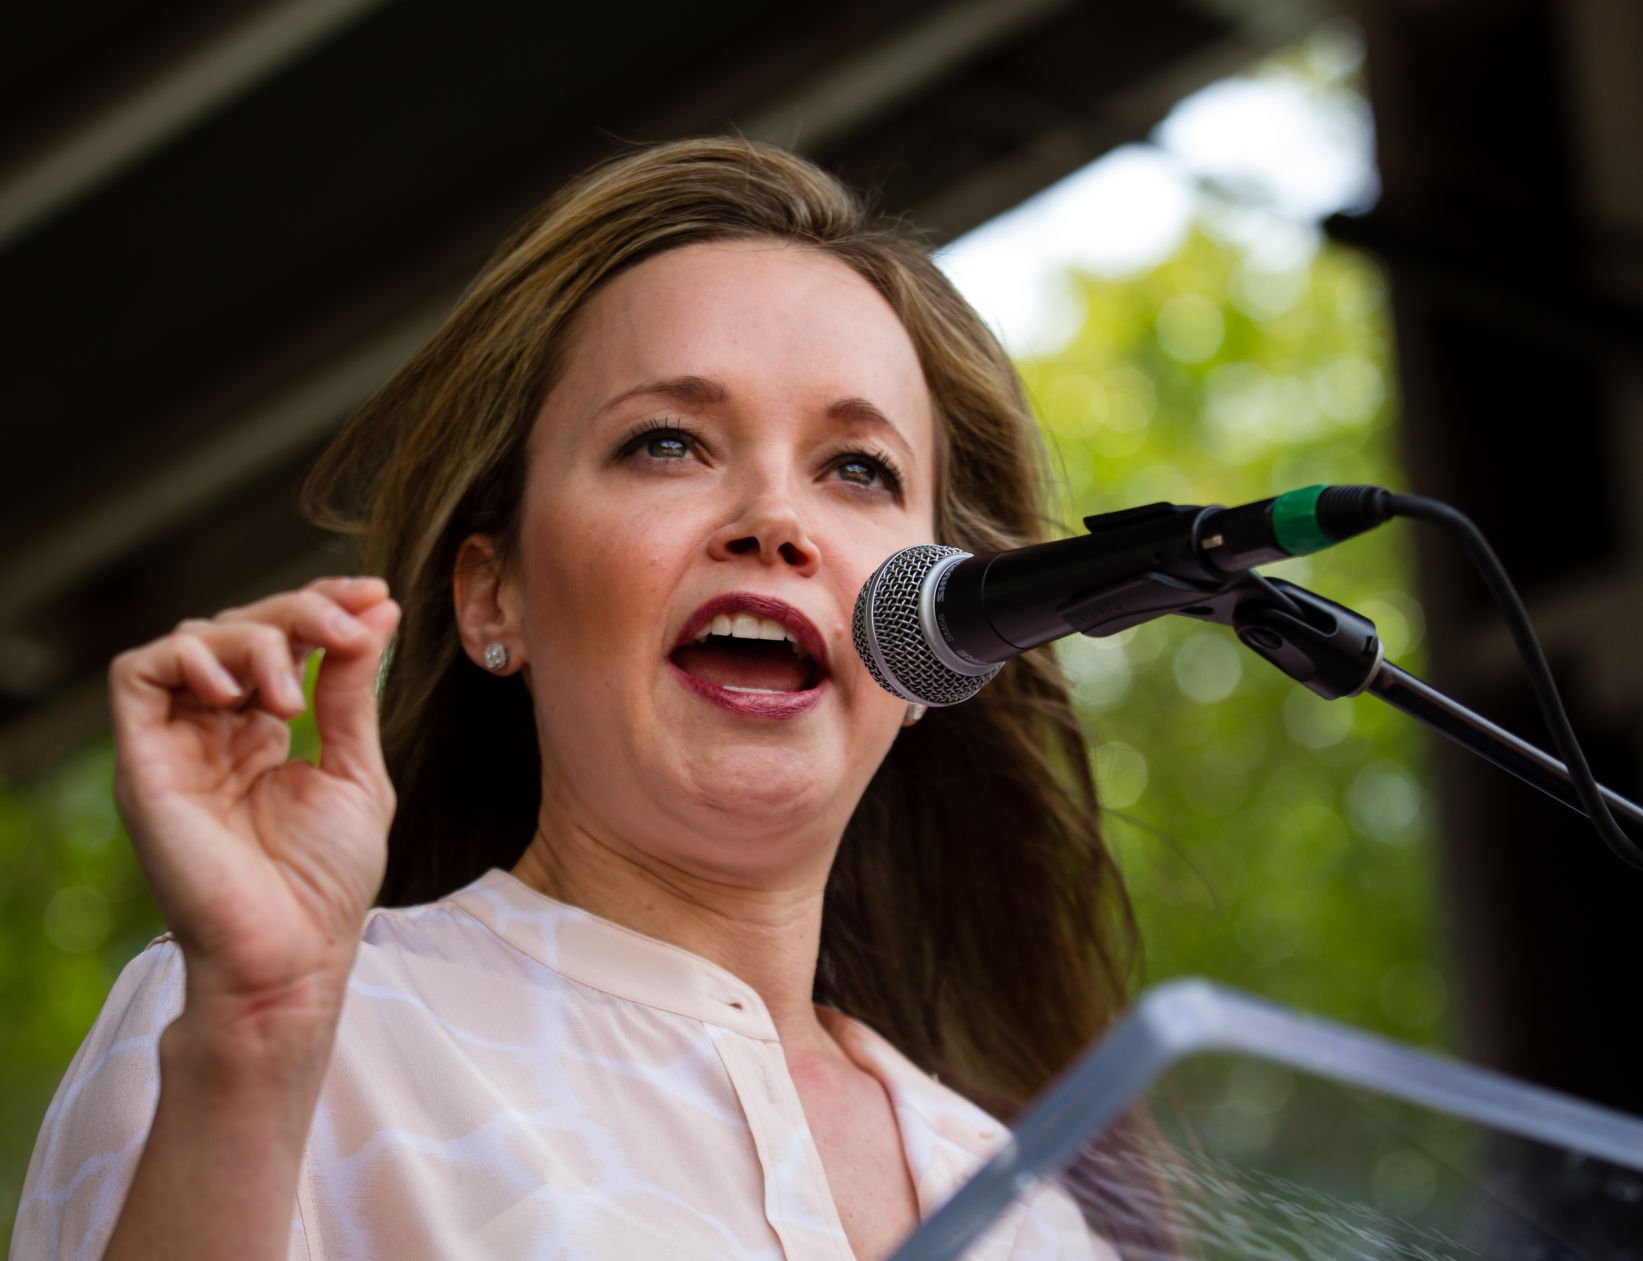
left=13, top=868, right=1111, bottom=1260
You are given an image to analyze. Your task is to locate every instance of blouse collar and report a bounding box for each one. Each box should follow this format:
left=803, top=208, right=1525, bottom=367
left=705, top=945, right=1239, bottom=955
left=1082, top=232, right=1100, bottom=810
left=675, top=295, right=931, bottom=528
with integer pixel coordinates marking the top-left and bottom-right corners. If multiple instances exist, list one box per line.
left=447, top=866, right=1011, bottom=1175
left=449, top=866, right=780, bottom=1039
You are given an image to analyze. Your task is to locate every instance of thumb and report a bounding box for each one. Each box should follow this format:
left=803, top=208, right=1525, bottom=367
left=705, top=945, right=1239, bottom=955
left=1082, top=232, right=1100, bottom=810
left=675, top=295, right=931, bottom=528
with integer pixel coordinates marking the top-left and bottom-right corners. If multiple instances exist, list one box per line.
left=313, top=598, right=400, bottom=786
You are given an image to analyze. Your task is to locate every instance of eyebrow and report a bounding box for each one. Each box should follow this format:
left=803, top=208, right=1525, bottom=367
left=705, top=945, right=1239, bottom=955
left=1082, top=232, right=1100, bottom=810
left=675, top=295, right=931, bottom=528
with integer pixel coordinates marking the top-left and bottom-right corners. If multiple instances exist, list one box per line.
left=597, top=375, right=728, bottom=414
left=825, top=395, right=900, bottom=435
left=598, top=375, right=917, bottom=457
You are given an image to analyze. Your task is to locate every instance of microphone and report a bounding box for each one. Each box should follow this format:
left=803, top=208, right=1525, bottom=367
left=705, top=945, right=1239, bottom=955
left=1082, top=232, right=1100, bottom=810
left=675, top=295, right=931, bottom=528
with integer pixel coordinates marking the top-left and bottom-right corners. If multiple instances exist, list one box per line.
left=852, top=484, right=1394, bottom=706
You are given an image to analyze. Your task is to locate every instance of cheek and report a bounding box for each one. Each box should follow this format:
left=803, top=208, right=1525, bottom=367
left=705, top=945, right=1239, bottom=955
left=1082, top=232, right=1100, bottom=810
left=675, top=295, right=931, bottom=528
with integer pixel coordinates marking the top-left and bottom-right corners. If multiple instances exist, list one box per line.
left=522, top=502, right=688, bottom=667
left=828, top=509, right=934, bottom=596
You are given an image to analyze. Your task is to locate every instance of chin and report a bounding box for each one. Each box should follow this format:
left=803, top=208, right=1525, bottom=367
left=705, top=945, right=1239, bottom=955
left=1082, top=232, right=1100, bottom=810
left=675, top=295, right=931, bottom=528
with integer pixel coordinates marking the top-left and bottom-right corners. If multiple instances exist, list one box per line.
left=682, top=744, right=842, bottom=830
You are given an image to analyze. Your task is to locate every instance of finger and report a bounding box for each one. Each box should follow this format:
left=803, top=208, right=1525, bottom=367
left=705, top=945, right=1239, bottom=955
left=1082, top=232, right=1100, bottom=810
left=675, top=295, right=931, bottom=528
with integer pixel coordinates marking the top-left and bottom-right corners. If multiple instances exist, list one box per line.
left=313, top=598, right=400, bottom=785
left=218, top=588, right=376, bottom=659
left=109, top=584, right=392, bottom=738
left=162, top=621, right=305, bottom=717
left=302, top=574, right=391, bottom=613
left=110, top=634, right=245, bottom=740
left=172, top=633, right=249, bottom=707
left=241, top=624, right=309, bottom=717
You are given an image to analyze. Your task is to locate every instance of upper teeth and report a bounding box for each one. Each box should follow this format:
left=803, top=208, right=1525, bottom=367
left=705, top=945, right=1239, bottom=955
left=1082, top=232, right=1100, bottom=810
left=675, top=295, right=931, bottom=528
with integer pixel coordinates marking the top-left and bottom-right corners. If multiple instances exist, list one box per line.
left=694, top=613, right=803, bottom=651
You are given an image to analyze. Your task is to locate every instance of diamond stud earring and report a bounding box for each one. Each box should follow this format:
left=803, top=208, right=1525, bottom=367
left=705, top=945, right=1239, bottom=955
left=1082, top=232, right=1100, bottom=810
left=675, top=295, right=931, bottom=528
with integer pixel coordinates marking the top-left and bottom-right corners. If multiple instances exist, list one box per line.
left=483, top=642, right=508, bottom=673
left=903, top=703, right=928, bottom=727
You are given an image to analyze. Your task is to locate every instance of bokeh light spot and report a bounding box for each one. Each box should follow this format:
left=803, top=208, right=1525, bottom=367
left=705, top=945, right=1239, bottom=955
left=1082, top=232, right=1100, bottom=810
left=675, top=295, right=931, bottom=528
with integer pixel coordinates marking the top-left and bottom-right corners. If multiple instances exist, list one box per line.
left=1095, top=741, right=1150, bottom=809
left=1357, top=593, right=1425, bottom=659
left=1157, top=293, right=1225, bottom=363
left=1314, top=352, right=1385, bottom=425
left=1172, top=631, right=1243, bottom=703
left=1061, top=635, right=1134, bottom=710
left=1283, top=688, right=1356, bottom=748
left=1347, top=764, right=1424, bottom=843
left=1232, top=264, right=1304, bottom=319
left=44, top=886, right=112, bottom=955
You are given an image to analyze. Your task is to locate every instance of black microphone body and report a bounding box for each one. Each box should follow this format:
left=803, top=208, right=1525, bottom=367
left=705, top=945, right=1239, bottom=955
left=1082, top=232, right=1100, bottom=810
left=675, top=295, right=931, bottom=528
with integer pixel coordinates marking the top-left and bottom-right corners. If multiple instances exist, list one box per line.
left=939, top=503, right=1217, bottom=666
left=853, top=485, right=1393, bottom=706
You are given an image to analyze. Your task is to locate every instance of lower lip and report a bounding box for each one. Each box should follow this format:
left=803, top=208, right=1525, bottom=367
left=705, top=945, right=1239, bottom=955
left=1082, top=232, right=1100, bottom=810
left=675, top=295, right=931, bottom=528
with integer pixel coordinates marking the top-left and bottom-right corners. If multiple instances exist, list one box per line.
left=668, top=662, right=830, bottom=719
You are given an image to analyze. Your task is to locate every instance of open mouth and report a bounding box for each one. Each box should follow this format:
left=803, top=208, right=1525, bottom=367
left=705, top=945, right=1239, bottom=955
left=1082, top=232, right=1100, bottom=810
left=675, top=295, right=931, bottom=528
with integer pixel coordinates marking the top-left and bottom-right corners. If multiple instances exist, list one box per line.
left=669, top=611, right=825, bottom=695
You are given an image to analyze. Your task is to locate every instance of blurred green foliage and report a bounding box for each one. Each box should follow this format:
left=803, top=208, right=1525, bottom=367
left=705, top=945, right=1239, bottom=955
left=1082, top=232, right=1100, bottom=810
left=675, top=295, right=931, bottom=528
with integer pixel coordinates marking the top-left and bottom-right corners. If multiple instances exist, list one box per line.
left=1029, top=222, right=1443, bottom=1048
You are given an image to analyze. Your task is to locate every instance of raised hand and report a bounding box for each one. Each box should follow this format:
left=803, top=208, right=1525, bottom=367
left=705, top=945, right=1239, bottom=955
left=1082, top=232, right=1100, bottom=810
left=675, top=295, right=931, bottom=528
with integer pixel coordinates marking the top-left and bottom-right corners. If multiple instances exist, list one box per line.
left=109, top=576, right=401, bottom=1021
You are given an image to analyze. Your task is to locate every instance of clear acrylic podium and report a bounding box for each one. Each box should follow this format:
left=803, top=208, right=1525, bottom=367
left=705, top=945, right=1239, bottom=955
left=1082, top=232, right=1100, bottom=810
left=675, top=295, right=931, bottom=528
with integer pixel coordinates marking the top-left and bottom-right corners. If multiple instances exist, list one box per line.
left=890, top=981, right=1643, bottom=1260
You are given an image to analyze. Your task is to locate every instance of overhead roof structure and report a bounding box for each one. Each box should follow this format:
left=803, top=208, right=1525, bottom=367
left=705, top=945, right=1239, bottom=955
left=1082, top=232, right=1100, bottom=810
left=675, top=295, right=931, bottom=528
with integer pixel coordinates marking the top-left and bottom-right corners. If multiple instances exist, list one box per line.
left=5, top=0, right=1643, bottom=1127
left=0, top=0, right=1326, bottom=768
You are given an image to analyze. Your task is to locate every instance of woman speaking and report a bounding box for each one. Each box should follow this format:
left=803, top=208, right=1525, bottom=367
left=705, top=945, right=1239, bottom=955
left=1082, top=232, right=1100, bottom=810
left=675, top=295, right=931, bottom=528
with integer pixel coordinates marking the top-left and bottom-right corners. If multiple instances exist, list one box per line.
left=14, top=138, right=1135, bottom=1260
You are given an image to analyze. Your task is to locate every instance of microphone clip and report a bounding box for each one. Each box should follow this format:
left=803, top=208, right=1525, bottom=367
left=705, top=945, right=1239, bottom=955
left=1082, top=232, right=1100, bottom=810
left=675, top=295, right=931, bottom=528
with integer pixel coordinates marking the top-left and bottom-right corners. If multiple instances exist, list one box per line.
left=1171, top=574, right=1385, bottom=700
left=1057, top=559, right=1385, bottom=702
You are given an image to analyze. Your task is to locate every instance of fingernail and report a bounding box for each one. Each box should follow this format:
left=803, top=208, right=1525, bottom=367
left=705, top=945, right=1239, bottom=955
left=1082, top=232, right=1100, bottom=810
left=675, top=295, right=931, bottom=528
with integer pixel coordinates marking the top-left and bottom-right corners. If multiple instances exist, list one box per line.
left=211, top=663, right=243, bottom=697
left=327, top=610, right=366, bottom=640
left=282, top=673, right=306, bottom=708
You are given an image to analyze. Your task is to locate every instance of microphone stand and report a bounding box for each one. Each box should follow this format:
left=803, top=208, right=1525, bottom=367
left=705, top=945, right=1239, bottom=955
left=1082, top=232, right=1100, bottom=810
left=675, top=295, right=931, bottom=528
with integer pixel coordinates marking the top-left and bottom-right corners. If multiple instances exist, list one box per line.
left=1166, top=573, right=1643, bottom=838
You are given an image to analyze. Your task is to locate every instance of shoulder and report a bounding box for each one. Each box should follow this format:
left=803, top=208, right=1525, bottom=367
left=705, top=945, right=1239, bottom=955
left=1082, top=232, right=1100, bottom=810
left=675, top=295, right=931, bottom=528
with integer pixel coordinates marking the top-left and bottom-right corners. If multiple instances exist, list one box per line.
left=322, top=889, right=565, bottom=1064
left=347, top=888, right=535, bottom=995
left=12, top=935, right=185, bottom=1257
left=38, top=933, right=185, bottom=1130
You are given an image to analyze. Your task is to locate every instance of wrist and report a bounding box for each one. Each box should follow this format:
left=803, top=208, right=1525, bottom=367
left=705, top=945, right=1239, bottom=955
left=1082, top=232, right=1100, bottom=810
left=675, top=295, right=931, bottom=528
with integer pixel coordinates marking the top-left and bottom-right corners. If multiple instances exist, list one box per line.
left=165, top=971, right=350, bottom=1094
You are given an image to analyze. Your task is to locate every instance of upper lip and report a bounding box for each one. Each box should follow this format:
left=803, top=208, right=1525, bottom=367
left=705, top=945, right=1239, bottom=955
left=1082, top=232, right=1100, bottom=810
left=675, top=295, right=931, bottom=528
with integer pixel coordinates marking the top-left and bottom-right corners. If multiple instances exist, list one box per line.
left=671, top=592, right=831, bottom=678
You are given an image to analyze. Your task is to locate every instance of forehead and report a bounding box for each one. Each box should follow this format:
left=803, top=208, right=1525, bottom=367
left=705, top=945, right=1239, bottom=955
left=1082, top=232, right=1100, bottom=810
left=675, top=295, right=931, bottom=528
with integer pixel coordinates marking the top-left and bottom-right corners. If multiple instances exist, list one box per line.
left=539, top=240, right=936, bottom=449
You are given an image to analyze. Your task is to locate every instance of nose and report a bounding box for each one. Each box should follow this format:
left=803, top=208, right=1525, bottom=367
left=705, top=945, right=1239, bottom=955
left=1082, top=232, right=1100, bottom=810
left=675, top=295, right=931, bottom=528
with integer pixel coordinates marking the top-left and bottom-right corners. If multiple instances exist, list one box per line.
left=707, top=479, right=820, bottom=576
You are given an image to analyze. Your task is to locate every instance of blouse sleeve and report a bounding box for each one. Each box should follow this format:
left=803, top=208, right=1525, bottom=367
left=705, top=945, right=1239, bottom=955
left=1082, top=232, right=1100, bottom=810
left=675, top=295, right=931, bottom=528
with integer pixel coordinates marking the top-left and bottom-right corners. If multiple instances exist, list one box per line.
left=10, top=937, right=185, bottom=1261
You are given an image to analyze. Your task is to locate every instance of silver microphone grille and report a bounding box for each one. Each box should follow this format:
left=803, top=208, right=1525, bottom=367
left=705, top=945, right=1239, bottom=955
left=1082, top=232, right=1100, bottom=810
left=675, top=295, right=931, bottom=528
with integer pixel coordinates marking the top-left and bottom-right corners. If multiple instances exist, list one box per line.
left=851, top=544, right=1003, bottom=707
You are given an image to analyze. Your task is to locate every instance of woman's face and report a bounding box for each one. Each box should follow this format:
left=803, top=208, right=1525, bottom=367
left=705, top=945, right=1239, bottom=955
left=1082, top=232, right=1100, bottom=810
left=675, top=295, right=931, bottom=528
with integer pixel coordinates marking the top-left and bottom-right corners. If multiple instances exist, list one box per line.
left=482, top=240, right=938, bottom=879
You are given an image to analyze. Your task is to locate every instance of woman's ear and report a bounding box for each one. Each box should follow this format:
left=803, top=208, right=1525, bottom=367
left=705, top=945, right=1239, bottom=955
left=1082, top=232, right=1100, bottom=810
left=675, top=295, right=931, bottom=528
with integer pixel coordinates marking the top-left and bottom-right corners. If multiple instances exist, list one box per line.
left=453, top=534, right=523, bottom=674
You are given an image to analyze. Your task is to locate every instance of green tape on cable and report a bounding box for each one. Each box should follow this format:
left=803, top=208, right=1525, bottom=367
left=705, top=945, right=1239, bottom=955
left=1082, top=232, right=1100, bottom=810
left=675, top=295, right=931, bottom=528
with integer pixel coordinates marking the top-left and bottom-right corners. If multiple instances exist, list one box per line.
left=1271, top=484, right=1332, bottom=555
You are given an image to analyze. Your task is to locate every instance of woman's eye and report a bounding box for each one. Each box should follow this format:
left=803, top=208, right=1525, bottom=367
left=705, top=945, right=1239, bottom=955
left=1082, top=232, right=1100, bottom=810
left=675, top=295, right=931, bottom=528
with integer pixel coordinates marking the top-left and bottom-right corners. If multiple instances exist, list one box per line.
left=835, top=458, right=880, bottom=487
left=618, top=421, right=700, bottom=464
left=830, top=450, right=903, bottom=498
left=646, top=434, right=690, bottom=460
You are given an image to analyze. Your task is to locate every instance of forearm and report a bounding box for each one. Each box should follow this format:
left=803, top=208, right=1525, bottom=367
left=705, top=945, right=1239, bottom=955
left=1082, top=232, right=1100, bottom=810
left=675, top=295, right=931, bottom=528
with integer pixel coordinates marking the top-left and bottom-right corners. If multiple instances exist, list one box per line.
left=102, top=985, right=345, bottom=1261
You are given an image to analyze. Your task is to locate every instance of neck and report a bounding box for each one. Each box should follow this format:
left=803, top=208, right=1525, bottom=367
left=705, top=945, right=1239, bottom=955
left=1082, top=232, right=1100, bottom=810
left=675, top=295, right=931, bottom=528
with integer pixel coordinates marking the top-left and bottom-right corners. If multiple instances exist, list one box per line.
left=510, top=817, right=841, bottom=1057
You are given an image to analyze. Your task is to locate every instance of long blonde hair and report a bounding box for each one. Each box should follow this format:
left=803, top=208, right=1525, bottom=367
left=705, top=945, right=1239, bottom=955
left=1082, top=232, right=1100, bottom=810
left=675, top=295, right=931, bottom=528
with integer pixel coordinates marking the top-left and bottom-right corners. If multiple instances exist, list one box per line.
left=305, top=136, right=1136, bottom=1117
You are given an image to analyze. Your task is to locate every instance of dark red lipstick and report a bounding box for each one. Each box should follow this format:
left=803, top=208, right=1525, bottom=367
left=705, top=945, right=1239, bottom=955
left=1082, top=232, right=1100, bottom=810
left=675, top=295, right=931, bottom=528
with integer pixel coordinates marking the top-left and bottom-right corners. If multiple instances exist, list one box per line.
left=668, top=593, right=831, bottom=719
